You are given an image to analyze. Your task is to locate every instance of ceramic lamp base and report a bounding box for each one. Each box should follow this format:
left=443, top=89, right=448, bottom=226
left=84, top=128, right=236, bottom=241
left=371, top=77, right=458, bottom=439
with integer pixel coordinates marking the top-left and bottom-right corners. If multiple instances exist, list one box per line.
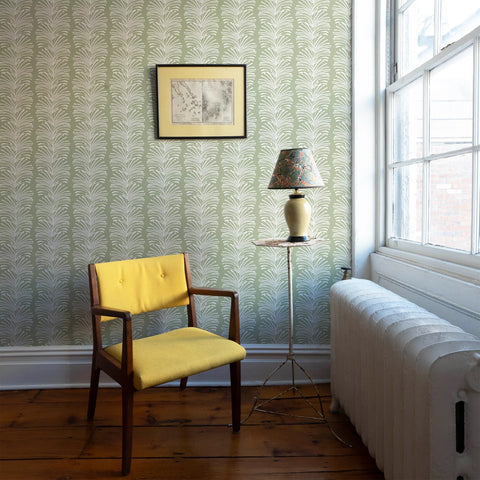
left=284, top=190, right=311, bottom=242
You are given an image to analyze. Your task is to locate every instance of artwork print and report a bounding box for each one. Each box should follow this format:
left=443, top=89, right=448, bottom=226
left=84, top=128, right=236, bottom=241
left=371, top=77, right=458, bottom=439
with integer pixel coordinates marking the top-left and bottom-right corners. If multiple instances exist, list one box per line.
left=171, top=79, right=234, bottom=125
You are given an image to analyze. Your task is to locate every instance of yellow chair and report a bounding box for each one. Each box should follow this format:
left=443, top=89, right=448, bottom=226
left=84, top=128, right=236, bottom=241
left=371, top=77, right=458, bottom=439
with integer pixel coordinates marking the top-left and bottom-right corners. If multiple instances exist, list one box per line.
left=87, top=253, right=246, bottom=475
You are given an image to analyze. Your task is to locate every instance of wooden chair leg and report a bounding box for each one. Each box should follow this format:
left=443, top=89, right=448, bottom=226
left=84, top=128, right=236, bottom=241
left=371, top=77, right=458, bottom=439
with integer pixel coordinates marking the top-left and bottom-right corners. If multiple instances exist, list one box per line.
left=87, top=365, right=100, bottom=419
left=230, top=361, right=241, bottom=432
left=180, top=377, right=188, bottom=390
left=121, top=385, right=134, bottom=476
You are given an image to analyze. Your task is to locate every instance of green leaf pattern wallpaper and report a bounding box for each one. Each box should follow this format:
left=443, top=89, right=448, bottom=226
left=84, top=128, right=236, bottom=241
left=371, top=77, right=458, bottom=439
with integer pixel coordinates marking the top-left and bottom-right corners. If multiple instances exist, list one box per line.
left=0, top=0, right=351, bottom=347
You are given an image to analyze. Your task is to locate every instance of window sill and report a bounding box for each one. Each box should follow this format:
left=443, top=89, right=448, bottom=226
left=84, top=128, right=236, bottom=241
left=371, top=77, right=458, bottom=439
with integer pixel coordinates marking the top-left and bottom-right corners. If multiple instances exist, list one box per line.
left=376, top=245, right=480, bottom=286
left=371, top=248, right=480, bottom=337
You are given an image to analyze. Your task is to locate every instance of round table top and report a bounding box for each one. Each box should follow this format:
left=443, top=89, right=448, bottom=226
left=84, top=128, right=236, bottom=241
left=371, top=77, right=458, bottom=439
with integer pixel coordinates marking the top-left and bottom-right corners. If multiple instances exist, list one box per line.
left=253, top=238, right=322, bottom=248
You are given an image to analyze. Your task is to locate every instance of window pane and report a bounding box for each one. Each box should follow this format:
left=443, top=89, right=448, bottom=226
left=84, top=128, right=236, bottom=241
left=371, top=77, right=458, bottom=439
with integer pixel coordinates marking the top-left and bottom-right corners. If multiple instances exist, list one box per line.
left=430, top=47, right=473, bottom=154
left=399, top=0, right=434, bottom=74
left=393, top=163, right=423, bottom=242
left=440, top=0, right=480, bottom=48
left=393, top=78, right=423, bottom=162
left=429, top=154, right=472, bottom=251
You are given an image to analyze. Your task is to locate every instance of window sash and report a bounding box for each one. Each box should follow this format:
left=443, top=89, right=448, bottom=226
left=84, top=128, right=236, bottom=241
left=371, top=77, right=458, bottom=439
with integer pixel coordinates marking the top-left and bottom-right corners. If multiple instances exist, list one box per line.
left=386, top=22, right=480, bottom=267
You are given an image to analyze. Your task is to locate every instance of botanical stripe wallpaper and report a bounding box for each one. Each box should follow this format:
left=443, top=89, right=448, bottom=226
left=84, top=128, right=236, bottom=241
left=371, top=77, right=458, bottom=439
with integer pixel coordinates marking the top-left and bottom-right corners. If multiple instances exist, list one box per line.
left=0, top=0, right=351, bottom=347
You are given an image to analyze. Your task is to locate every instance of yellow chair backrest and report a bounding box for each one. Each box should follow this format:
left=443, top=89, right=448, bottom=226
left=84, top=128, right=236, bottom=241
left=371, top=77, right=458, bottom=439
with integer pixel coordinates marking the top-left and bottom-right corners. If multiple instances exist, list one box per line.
left=94, top=254, right=189, bottom=319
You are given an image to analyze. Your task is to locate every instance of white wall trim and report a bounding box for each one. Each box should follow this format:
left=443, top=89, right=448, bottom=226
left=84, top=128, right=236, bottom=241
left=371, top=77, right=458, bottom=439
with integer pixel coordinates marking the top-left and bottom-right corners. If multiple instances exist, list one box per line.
left=371, top=252, right=480, bottom=338
left=351, top=0, right=384, bottom=279
left=0, top=344, right=331, bottom=390
left=376, top=273, right=479, bottom=322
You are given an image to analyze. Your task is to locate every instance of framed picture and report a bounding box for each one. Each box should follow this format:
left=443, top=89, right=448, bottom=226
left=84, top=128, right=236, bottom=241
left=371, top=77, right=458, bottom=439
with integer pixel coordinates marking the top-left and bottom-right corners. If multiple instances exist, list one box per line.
left=156, top=64, right=246, bottom=139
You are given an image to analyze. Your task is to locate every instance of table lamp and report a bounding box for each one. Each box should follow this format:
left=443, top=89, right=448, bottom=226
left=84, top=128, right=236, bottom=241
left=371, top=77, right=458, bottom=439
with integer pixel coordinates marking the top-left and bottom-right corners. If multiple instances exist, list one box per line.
left=268, top=148, right=324, bottom=242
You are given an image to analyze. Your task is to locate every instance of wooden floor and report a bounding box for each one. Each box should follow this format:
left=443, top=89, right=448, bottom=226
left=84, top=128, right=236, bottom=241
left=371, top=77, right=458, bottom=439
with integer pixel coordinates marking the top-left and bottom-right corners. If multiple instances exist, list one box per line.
left=0, top=384, right=384, bottom=479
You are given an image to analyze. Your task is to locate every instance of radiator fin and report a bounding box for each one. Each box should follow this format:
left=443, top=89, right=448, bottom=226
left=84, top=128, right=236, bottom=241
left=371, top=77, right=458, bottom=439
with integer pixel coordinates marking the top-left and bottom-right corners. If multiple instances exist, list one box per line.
left=330, top=279, right=480, bottom=480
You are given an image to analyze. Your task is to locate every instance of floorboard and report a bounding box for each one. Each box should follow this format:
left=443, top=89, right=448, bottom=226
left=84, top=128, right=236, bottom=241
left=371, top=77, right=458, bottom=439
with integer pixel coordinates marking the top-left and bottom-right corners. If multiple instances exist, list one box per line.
left=0, top=385, right=384, bottom=479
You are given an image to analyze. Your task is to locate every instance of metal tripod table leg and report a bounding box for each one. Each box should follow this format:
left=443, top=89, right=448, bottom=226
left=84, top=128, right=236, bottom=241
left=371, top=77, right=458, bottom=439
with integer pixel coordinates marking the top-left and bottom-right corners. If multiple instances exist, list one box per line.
left=244, top=243, right=326, bottom=423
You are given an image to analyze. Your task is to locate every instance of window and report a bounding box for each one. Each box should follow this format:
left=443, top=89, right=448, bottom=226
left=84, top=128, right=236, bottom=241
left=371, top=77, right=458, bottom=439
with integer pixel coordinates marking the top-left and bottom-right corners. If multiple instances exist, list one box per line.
left=386, top=1, right=480, bottom=267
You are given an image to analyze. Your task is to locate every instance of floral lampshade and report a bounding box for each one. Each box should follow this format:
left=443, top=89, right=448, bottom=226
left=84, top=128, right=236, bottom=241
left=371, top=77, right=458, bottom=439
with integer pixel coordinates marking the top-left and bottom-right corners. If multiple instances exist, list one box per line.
left=268, top=148, right=324, bottom=190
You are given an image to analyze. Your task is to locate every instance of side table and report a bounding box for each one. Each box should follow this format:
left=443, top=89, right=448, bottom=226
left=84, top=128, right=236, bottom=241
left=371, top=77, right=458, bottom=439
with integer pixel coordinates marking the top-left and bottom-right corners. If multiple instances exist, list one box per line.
left=245, top=237, right=326, bottom=421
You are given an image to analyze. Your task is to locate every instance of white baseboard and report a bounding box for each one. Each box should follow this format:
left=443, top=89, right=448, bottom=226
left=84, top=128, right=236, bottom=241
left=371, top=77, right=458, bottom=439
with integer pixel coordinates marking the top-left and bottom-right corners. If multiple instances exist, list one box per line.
left=0, top=344, right=331, bottom=390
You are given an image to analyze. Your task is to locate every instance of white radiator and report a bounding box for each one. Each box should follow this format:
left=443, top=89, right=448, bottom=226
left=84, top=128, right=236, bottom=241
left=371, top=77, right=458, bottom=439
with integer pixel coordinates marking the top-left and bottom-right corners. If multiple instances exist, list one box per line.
left=330, top=278, right=480, bottom=480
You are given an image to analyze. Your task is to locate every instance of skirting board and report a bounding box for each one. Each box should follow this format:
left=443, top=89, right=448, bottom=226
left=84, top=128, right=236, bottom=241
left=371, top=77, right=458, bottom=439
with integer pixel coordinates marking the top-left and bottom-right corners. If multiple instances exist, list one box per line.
left=0, top=344, right=331, bottom=390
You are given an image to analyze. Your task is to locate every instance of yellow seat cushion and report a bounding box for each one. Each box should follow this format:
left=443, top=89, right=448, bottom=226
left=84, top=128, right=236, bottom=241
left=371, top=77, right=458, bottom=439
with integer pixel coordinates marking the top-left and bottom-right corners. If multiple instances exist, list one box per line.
left=105, top=327, right=246, bottom=391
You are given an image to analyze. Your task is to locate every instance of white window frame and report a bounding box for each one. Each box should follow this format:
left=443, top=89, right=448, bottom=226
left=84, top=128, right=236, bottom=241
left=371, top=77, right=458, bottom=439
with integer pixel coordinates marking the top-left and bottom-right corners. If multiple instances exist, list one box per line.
left=352, top=0, right=480, bottom=332
left=351, top=0, right=480, bottom=286
left=385, top=6, right=480, bottom=271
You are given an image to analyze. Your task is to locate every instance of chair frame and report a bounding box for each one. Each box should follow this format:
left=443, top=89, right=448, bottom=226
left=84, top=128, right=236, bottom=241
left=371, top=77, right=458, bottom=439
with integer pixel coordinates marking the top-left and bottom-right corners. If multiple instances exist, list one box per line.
left=86, top=253, right=242, bottom=475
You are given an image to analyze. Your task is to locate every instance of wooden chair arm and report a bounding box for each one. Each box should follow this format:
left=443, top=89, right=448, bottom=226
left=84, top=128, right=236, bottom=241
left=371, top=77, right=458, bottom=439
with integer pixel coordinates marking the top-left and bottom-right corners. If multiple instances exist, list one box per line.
left=91, top=306, right=133, bottom=380
left=189, top=286, right=237, bottom=298
left=188, top=287, right=240, bottom=344
left=92, top=305, right=131, bottom=320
